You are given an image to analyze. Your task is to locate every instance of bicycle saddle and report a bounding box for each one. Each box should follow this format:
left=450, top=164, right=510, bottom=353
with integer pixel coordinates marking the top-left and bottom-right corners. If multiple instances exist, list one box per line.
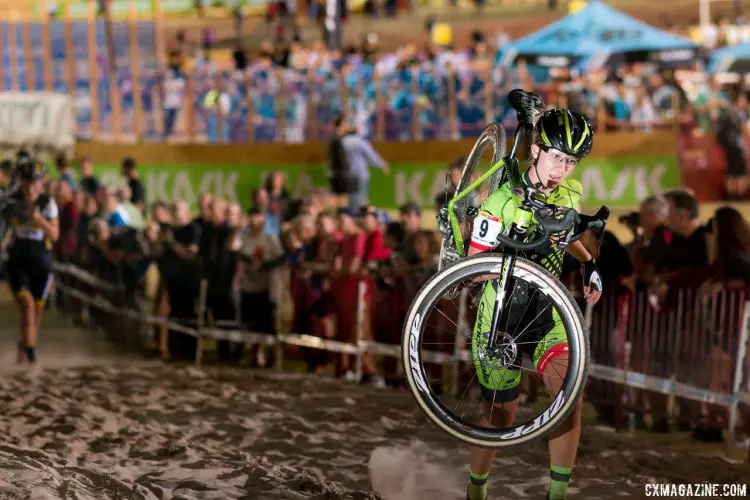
left=508, top=89, right=545, bottom=126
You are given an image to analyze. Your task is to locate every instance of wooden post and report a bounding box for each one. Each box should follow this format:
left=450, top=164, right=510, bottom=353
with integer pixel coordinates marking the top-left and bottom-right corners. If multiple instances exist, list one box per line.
left=8, top=7, right=19, bottom=91
left=340, top=67, right=349, bottom=125
left=63, top=0, right=75, bottom=99
left=353, top=279, right=366, bottom=382
left=411, top=66, right=420, bottom=141
left=558, top=90, right=569, bottom=109
left=448, top=68, right=458, bottom=139
left=246, top=72, right=255, bottom=142
left=156, top=280, right=169, bottom=359
left=194, top=279, right=207, bottom=367
left=185, top=71, right=195, bottom=142
left=87, top=0, right=99, bottom=138
left=152, top=0, right=166, bottom=138
left=214, top=72, right=224, bottom=143
left=306, top=69, right=316, bottom=142
left=375, top=71, right=385, bottom=142
left=40, top=8, right=53, bottom=91
left=105, top=8, right=122, bottom=140
left=0, top=4, right=6, bottom=90
left=21, top=4, right=35, bottom=91
left=596, top=95, right=606, bottom=134
left=128, top=0, right=143, bottom=140
left=276, top=68, right=286, bottom=144
left=483, top=65, right=493, bottom=126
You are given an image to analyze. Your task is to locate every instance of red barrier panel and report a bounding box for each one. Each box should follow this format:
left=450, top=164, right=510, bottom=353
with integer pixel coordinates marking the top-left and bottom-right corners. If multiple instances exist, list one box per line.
left=587, top=286, right=749, bottom=436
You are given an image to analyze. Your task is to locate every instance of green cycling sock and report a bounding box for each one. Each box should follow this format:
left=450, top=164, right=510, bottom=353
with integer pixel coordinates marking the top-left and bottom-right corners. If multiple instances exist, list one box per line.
left=549, top=465, right=572, bottom=500
left=467, top=469, right=489, bottom=500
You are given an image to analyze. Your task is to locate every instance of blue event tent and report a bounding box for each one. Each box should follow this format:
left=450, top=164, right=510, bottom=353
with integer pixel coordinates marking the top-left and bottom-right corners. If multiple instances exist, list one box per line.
left=499, top=0, right=697, bottom=68
left=707, top=43, right=750, bottom=74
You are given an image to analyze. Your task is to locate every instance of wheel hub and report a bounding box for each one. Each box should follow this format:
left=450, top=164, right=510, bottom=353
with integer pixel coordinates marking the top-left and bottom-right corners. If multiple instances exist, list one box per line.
left=485, top=332, right=517, bottom=368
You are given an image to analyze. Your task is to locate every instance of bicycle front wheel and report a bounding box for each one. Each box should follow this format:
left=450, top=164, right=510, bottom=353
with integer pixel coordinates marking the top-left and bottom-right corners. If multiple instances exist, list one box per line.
left=402, top=254, right=588, bottom=448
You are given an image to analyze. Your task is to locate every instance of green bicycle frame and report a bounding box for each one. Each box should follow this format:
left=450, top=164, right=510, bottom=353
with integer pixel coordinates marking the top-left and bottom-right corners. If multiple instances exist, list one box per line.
left=444, top=156, right=540, bottom=352
left=446, top=159, right=507, bottom=257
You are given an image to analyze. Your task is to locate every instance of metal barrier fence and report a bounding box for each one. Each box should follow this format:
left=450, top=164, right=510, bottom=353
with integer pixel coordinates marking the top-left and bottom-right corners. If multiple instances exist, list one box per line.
left=52, top=260, right=750, bottom=457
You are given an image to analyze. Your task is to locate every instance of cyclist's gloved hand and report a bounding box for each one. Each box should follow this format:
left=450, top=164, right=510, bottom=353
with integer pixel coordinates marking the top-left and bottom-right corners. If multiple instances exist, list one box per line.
left=581, top=258, right=603, bottom=304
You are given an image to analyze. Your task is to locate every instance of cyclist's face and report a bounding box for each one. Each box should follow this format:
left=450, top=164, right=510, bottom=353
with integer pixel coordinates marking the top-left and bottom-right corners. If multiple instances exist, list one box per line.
left=22, top=179, right=43, bottom=200
left=531, top=145, right=578, bottom=190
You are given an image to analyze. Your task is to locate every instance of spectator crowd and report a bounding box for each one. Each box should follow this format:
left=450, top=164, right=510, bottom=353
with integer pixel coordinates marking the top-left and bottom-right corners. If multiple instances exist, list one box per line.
left=70, top=14, right=745, bottom=152
left=22, top=150, right=748, bottom=445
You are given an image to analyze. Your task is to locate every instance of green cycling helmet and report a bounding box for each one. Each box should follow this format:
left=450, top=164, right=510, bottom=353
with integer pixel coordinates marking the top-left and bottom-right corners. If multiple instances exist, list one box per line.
left=535, top=108, right=594, bottom=159
left=16, top=151, right=46, bottom=181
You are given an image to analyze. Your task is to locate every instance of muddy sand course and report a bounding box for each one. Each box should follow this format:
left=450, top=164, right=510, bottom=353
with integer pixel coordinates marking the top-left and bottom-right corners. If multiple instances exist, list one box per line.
left=0, top=350, right=747, bottom=500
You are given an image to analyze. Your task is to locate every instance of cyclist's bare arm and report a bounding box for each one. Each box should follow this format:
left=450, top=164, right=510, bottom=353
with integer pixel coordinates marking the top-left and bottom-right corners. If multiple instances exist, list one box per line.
left=566, top=240, right=592, bottom=263
left=468, top=244, right=484, bottom=257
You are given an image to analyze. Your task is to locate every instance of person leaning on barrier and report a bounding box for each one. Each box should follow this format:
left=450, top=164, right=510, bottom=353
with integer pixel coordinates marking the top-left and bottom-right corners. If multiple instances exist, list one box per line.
left=204, top=199, right=243, bottom=363
left=143, top=201, right=172, bottom=356
left=233, top=206, right=285, bottom=367
left=85, top=218, right=117, bottom=283
left=86, top=214, right=146, bottom=302
left=623, top=195, right=677, bottom=293
left=194, top=192, right=214, bottom=258
left=117, top=184, right=145, bottom=231
left=76, top=194, right=100, bottom=265
left=162, top=201, right=202, bottom=360
left=78, top=156, right=101, bottom=197
left=53, top=180, right=79, bottom=264
left=122, top=157, right=145, bottom=213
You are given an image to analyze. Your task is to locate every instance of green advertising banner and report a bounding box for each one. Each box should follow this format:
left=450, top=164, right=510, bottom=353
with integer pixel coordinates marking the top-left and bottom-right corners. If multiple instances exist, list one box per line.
left=90, top=155, right=680, bottom=211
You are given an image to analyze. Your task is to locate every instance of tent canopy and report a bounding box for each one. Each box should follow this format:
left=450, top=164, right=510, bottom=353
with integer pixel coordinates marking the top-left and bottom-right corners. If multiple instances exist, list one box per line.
left=500, top=1, right=697, bottom=66
left=708, top=43, right=750, bottom=74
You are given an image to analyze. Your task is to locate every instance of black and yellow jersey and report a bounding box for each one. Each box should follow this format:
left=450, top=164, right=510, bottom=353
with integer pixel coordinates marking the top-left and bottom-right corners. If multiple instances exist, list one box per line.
left=7, top=191, right=58, bottom=258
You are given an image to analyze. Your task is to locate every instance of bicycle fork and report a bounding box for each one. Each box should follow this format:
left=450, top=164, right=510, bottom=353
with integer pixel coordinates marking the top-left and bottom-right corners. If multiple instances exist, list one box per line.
left=485, top=250, right=517, bottom=352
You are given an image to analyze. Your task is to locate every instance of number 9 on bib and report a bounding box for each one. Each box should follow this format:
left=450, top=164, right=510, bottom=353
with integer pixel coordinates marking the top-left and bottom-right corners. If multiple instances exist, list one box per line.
left=470, top=210, right=502, bottom=251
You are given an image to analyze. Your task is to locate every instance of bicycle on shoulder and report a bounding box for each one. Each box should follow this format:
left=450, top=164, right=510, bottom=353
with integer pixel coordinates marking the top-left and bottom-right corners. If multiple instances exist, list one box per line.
left=1, top=151, right=59, bottom=368
left=401, top=89, right=610, bottom=449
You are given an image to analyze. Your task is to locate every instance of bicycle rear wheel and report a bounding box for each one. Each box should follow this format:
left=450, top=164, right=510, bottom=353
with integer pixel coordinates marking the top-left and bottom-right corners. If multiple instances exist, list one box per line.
left=402, top=254, right=588, bottom=448
left=438, top=123, right=506, bottom=271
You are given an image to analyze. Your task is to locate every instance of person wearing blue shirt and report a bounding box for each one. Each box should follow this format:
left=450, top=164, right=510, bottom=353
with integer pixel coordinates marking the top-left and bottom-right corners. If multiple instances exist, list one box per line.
left=333, top=116, right=391, bottom=212
left=457, top=92, right=485, bottom=138
left=104, top=188, right=130, bottom=228
left=55, top=155, right=76, bottom=192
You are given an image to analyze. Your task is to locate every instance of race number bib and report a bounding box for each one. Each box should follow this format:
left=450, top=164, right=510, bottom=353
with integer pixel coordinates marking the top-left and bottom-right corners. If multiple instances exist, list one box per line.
left=470, top=210, right=502, bottom=251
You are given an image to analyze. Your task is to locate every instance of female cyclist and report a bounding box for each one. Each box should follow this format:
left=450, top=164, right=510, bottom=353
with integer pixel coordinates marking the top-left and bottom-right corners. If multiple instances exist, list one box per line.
left=465, top=109, right=602, bottom=500
left=6, top=153, right=58, bottom=368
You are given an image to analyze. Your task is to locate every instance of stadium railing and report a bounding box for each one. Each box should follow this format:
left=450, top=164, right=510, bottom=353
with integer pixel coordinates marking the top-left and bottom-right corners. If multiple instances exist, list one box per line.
left=56, top=65, right=684, bottom=144
left=52, top=259, right=750, bottom=458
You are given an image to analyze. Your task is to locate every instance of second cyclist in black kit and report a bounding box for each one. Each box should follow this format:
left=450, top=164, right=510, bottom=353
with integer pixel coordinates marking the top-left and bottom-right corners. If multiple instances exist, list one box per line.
left=4, top=153, right=59, bottom=368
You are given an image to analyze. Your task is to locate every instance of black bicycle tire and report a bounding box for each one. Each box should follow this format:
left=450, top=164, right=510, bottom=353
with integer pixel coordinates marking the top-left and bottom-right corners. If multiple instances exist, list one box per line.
left=402, top=254, right=588, bottom=449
